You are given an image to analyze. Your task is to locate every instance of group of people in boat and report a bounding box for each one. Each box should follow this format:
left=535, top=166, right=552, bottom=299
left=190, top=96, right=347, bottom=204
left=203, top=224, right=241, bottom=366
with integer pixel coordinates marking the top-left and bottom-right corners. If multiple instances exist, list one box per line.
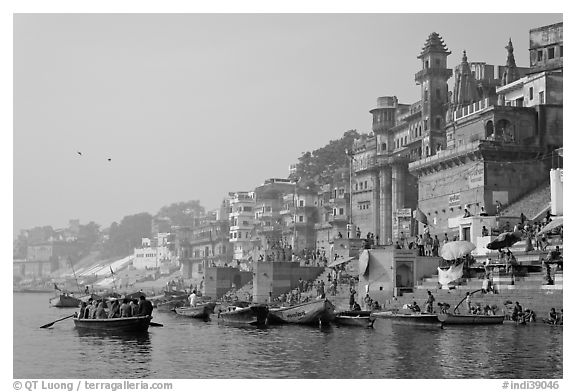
left=76, top=295, right=153, bottom=319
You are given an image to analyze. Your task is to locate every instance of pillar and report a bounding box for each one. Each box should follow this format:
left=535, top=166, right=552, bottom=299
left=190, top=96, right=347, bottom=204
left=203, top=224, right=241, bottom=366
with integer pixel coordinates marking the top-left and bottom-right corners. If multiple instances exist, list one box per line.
left=392, top=164, right=406, bottom=214
left=372, top=171, right=381, bottom=240
left=380, top=166, right=392, bottom=245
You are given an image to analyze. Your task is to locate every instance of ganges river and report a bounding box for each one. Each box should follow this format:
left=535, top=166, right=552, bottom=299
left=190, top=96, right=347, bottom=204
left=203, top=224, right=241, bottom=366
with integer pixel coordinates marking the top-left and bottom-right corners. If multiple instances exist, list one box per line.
left=14, top=293, right=562, bottom=379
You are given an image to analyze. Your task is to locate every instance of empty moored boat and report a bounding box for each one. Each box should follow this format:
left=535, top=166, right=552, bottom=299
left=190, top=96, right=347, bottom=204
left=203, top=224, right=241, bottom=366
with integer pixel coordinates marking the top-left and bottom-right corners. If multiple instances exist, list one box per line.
left=268, top=299, right=335, bottom=325
left=174, top=302, right=217, bottom=319
left=333, top=310, right=374, bottom=327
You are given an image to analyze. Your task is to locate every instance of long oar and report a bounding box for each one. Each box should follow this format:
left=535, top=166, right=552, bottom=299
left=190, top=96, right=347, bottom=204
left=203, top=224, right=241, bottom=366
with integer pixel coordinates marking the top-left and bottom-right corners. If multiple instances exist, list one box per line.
left=40, top=314, right=75, bottom=329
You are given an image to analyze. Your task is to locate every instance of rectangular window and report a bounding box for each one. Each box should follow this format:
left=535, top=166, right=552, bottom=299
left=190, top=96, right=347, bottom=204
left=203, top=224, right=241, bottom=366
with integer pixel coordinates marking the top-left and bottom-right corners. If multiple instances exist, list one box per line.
left=424, top=90, right=428, bottom=102
left=548, top=47, right=555, bottom=59
left=424, top=119, right=428, bottom=130
left=339, top=208, right=344, bottom=215
left=560, top=45, right=563, bottom=57
left=515, top=98, right=523, bottom=107
left=529, top=87, right=534, bottom=100
left=238, top=232, right=241, bottom=239
left=539, top=91, right=544, bottom=104
left=537, top=50, right=543, bottom=61
left=364, top=181, right=368, bottom=188
left=243, top=206, right=252, bottom=212
left=299, top=200, right=304, bottom=207
left=298, top=216, right=304, bottom=222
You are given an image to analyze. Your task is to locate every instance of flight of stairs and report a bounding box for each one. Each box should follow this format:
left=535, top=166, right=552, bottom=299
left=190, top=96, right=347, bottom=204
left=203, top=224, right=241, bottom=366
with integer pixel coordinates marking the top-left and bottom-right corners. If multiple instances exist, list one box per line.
left=500, top=184, right=551, bottom=220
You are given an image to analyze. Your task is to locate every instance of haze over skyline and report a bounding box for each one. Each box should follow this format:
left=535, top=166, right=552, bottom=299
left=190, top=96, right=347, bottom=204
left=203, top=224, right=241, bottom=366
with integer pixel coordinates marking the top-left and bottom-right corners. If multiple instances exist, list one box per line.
left=13, top=13, right=562, bottom=234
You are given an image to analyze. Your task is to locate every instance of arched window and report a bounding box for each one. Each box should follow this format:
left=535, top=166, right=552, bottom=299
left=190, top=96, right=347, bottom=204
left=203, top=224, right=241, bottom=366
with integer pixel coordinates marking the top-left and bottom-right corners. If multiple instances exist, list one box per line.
left=425, top=146, right=429, bottom=157
left=485, top=120, right=494, bottom=138
left=495, top=119, right=511, bottom=139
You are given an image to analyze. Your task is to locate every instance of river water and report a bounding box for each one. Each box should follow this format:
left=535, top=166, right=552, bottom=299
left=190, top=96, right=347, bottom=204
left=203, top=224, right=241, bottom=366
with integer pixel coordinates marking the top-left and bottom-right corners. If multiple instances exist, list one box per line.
left=14, top=293, right=562, bottom=379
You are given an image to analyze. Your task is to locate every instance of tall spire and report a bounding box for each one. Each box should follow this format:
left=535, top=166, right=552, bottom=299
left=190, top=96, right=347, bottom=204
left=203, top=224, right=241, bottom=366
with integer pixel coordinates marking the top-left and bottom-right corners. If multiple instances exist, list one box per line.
left=454, top=50, right=478, bottom=106
left=501, top=38, right=520, bottom=86
left=418, top=32, right=451, bottom=58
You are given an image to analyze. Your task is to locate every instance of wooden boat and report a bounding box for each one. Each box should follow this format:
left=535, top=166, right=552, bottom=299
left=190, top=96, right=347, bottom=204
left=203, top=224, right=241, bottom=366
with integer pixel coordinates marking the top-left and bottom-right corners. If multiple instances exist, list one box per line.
left=268, top=299, right=336, bottom=325
left=333, top=310, right=375, bottom=327
left=174, top=302, right=217, bottom=319
left=437, top=313, right=505, bottom=325
left=155, top=298, right=187, bottom=311
left=371, top=310, right=440, bottom=325
left=49, top=294, right=82, bottom=308
left=217, top=304, right=269, bottom=326
left=73, top=315, right=152, bottom=332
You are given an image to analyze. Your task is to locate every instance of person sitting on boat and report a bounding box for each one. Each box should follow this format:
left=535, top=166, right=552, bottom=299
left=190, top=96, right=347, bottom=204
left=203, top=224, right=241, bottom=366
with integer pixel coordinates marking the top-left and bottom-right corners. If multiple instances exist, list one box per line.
left=547, top=308, right=559, bottom=325
left=95, top=300, right=107, bottom=319
left=408, top=301, right=421, bottom=313
left=137, top=295, right=154, bottom=317
left=120, top=298, right=132, bottom=317
left=188, top=290, right=198, bottom=307
left=353, top=302, right=361, bottom=311
left=372, top=301, right=382, bottom=311
left=78, top=302, right=87, bottom=319
left=511, top=302, right=523, bottom=322
left=87, top=299, right=98, bottom=319
left=130, top=298, right=139, bottom=316
left=108, top=299, right=120, bottom=318
left=438, top=302, right=450, bottom=314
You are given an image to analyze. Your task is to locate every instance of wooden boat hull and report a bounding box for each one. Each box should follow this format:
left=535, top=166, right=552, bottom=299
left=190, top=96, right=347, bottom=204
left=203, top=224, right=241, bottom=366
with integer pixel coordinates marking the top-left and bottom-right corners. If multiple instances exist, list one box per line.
left=73, top=316, right=152, bottom=332
left=437, top=313, right=505, bottom=325
left=372, top=311, right=440, bottom=325
left=174, top=302, right=217, bottom=318
left=334, top=311, right=374, bottom=327
left=155, top=298, right=187, bottom=311
left=49, top=294, right=82, bottom=308
left=218, top=304, right=269, bottom=326
left=268, top=299, right=336, bottom=325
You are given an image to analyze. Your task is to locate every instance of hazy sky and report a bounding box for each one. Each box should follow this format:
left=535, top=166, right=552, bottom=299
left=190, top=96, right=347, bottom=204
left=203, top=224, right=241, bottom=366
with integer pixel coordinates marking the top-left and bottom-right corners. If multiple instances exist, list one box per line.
left=13, top=13, right=562, bottom=233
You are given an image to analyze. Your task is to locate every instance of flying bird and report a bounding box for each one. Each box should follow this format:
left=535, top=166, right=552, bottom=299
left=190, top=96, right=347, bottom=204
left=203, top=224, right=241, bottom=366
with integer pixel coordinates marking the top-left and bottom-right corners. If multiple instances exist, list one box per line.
left=77, top=151, right=82, bottom=156
left=107, top=158, right=112, bottom=162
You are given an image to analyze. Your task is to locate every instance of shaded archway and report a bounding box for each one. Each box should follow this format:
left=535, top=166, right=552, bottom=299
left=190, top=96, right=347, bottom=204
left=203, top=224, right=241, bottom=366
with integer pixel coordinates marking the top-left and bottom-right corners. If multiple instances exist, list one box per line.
left=485, top=120, right=494, bottom=138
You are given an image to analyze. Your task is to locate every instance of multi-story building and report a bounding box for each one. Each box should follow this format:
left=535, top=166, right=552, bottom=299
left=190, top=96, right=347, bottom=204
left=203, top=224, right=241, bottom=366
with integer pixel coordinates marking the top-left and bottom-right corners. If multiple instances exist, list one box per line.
left=351, top=24, right=562, bottom=243
left=253, top=178, right=296, bottom=252
left=280, top=187, right=318, bottom=252
left=314, top=169, right=350, bottom=249
left=176, top=201, right=233, bottom=280
left=228, top=191, right=256, bottom=261
left=408, top=23, right=562, bottom=240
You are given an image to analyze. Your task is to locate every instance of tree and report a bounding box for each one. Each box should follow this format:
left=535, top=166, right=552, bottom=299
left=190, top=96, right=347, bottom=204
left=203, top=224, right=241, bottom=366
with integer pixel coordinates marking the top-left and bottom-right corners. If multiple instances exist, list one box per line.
left=156, top=200, right=205, bottom=227
left=292, top=129, right=364, bottom=185
left=101, top=213, right=153, bottom=258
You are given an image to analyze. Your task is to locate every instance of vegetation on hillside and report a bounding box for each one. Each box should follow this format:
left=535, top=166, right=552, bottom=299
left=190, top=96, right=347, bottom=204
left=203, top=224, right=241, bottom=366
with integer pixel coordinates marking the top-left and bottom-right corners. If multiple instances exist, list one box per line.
left=290, top=129, right=365, bottom=187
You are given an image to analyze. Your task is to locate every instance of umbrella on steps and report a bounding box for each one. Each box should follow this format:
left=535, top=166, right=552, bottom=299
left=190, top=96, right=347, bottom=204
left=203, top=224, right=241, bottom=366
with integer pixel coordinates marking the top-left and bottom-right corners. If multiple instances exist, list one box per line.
left=486, top=231, right=523, bottom=250
left=537, top=217, right=563, bottom=236
left=440, top=241, right=476, bottom=261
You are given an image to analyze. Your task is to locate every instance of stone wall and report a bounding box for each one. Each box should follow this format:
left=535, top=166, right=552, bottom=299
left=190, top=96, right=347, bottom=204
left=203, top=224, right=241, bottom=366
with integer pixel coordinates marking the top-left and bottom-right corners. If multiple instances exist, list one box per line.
left=204, top=266, right=252, bottom=300
left=252, top=262, right=324, bottom=303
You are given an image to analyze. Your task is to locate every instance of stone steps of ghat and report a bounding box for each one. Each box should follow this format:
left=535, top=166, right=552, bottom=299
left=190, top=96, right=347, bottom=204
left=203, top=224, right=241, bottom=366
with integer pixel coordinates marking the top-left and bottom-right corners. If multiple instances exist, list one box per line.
left=500, top=183, right=551, bottom=220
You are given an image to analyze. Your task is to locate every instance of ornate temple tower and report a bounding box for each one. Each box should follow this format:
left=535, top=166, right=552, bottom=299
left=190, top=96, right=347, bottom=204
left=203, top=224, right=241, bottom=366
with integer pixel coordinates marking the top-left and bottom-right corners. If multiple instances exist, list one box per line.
left=415, top=32, right=452, bottom=157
